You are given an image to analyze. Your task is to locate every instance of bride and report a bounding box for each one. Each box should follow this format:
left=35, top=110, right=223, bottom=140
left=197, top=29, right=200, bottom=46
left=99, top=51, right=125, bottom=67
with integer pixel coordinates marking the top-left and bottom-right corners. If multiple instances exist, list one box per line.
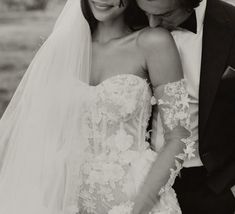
left=0, top=0, right=194, bottom=213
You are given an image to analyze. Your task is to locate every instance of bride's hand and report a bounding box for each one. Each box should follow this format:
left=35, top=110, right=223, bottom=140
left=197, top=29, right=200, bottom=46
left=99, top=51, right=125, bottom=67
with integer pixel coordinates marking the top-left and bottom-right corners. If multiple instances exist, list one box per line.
left=132, top=192, right=160, bottom=214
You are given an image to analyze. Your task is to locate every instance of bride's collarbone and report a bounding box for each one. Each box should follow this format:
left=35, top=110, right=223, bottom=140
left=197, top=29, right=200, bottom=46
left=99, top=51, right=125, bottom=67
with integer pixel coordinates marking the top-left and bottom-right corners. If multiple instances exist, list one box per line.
left=90, top=53, right=145, bottom=86
left=89, top=64, right=147, bottom=87
left=90, top=32, right=146, bottom=86
left=92, top=31, right=142, bottom=58
left=91, top=41, right=144, bottom=72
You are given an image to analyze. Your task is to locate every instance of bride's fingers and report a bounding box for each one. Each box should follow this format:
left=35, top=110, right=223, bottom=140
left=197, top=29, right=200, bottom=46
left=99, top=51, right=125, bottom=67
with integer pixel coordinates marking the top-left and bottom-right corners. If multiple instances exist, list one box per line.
left=132, top=197, right=158, bottom=214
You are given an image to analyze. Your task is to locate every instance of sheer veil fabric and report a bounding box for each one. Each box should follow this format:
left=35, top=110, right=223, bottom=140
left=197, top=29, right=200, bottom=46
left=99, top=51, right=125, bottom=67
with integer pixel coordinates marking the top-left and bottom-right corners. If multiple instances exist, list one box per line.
left=0, top=0, right=92, bottom=213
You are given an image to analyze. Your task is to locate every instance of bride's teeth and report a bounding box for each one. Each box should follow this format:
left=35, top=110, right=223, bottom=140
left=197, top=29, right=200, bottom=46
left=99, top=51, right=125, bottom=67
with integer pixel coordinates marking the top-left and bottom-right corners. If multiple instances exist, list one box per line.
left=93, top=2, right=112, bottom=10
left=96, top=5, right=109, bottom=9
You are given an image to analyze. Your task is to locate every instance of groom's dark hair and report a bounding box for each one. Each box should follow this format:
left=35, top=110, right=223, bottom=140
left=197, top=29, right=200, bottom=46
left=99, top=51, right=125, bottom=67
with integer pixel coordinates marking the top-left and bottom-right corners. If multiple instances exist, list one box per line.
left=179, top=0, right=203, bottom=11
left=81, top=0, right=148, bottom=34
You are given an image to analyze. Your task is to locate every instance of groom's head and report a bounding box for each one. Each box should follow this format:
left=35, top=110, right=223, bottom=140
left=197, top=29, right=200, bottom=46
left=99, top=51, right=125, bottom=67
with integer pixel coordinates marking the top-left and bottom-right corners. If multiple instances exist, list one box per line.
left=136, top=0, right=202, bottom=29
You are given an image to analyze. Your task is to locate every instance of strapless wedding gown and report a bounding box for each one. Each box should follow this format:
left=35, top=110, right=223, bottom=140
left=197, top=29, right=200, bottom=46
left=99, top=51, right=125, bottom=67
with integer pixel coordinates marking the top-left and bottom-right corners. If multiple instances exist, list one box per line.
left=63, top=74, right=190, bottom=214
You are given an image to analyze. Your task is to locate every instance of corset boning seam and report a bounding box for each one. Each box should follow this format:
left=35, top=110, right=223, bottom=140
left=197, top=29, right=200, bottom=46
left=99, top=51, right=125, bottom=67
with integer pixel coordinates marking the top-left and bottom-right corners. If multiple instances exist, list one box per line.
left=137, top=83, right=150, bottom=150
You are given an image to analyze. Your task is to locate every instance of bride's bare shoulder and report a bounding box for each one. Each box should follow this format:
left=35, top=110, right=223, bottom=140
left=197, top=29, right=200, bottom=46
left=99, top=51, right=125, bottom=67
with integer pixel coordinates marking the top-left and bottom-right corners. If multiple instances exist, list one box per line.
left=136, top=27, right=175, bottom=53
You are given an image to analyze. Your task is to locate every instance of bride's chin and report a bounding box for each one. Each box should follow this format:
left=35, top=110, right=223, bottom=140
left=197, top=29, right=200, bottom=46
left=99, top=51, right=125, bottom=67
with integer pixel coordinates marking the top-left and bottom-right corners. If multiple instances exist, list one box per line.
left=93, top=13, right=117, bottom=23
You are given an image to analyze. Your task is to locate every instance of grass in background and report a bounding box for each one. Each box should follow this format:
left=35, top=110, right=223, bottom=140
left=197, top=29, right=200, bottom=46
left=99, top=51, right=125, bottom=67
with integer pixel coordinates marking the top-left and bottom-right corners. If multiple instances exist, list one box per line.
left=0, top=4, right=64, bottom=116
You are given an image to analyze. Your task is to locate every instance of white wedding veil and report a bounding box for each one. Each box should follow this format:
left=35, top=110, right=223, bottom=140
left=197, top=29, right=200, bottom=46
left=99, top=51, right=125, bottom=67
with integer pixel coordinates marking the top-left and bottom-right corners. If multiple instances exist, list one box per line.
left=0, top=0, right=91, bottom=213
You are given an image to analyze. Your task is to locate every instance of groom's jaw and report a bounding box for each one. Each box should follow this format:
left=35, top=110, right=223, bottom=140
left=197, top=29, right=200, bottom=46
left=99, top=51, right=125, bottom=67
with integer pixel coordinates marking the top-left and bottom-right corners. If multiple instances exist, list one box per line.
left=136, top=0, right=188, bottom=29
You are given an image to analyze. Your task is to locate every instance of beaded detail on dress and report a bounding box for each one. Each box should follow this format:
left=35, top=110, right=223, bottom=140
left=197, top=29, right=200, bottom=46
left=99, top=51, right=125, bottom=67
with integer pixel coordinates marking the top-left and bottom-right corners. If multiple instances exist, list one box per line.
left=64, top=75, right=193, bottom=214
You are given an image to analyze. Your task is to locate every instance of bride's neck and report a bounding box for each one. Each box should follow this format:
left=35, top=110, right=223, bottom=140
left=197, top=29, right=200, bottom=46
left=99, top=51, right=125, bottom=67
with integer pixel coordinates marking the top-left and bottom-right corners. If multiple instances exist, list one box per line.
left=93, top=16, right=131, bottom=44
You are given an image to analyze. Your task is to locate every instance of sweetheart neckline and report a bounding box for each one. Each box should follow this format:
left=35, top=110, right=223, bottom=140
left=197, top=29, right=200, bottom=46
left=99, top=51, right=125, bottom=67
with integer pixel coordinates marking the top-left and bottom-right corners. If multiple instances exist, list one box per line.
left=88, top=73, right=149, bottom=88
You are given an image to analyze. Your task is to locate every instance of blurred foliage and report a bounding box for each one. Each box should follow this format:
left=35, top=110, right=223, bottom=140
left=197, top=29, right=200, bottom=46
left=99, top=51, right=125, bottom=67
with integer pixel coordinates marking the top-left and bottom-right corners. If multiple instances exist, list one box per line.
left=1, top=0, right=47, bottom=10
left=0, top=0, right=66, bottom=11
left=0, top=2, right=65, bottom=116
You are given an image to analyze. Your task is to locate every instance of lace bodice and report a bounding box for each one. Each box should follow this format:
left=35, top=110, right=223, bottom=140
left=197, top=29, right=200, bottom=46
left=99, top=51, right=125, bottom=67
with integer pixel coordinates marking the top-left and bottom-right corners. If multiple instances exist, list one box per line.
left=83, top=74, right=152, bottom=153
left=64, top=74, right=193, bottom=214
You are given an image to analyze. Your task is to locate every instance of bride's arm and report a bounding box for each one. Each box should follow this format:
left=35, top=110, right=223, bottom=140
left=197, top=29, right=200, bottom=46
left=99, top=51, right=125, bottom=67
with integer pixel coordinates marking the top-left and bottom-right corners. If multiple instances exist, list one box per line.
left=133, top=28, right=193, bottom=214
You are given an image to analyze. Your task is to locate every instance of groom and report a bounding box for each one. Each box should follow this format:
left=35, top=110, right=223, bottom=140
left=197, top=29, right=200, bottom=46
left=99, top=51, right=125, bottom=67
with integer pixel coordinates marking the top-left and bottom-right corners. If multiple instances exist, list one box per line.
left=136, top=0, right=235, bottom=213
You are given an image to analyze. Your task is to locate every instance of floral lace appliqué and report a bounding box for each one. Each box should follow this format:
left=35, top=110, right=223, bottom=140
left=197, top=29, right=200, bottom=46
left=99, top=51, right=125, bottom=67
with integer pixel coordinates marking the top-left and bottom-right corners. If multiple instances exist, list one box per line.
left=64, top=75, right=181, bottom=214
left=155, top=79, right=195, bottom=195
left=157, top=80, right=191, bottom=130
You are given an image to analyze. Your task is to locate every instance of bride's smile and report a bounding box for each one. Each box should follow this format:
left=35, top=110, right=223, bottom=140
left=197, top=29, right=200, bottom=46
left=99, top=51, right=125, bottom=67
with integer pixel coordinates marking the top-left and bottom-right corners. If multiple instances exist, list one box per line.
left=91, top=1, right=114, bottom=11
left=88, top=0, right=128, bottom=22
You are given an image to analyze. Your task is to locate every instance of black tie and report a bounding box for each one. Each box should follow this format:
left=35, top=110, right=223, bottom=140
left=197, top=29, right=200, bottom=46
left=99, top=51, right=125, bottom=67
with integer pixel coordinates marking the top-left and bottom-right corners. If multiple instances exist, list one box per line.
left=179, top=10, right=197, bottom=34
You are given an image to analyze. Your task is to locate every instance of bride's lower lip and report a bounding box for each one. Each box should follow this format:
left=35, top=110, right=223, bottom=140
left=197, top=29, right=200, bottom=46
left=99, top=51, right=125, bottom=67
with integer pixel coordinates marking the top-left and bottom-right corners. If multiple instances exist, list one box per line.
left=92, top=2, right=113, bottom=11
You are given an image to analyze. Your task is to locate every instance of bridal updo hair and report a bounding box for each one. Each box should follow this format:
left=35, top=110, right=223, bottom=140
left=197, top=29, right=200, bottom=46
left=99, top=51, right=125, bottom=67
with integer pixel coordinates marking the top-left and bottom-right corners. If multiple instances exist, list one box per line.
left=179, top=0, right=203, bottom=10
left=81, top=0, right=148, bottom=33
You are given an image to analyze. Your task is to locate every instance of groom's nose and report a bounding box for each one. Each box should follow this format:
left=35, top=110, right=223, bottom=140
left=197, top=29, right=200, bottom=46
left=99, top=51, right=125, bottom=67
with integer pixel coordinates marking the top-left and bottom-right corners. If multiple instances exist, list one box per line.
left=147, top=14, right=161, bottom=28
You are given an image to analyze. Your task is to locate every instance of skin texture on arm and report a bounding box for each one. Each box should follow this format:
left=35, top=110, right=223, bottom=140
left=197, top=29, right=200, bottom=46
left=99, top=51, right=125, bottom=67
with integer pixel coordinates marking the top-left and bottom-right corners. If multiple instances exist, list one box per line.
left=138, top=27, right=183, bottom=87
left=132, top=28, right=191, bottom=214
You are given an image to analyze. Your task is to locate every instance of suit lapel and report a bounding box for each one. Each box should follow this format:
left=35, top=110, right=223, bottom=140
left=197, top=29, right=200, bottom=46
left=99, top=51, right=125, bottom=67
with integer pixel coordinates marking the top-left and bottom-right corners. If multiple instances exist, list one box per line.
left=199, top=0, right=234, bottom=138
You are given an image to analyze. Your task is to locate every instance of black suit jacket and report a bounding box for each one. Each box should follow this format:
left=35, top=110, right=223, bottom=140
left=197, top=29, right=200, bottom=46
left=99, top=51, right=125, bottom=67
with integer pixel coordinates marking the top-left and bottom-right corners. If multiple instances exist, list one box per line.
left=199, top=0, right=235, bottom=194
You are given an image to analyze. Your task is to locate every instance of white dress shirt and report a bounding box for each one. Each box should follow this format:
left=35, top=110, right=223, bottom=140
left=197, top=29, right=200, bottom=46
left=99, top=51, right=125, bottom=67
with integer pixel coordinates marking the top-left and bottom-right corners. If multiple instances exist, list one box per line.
left=172, top=0, right=207, bottom=167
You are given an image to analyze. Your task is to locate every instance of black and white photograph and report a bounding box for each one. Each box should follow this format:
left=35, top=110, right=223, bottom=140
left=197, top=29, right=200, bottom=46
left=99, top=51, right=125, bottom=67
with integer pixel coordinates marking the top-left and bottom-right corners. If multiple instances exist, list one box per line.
left=0, top=0, right=235, bottom=213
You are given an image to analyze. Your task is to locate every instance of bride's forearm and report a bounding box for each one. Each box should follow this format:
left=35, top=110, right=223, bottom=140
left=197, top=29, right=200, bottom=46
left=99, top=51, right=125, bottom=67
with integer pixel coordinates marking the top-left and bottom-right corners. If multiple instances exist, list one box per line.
left=142, top=137, right=185, bottom=197
left=133, top=79, right=192, bottom=214
left=132, top=137, right=186, bottom=214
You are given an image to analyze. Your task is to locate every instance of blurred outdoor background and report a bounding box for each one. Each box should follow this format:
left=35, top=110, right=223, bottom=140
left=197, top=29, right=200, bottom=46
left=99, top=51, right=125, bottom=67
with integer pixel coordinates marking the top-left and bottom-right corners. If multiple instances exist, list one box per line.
left=0, top=0, right=66, bottom=116
left=0, top=0, right=235, bottom=117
